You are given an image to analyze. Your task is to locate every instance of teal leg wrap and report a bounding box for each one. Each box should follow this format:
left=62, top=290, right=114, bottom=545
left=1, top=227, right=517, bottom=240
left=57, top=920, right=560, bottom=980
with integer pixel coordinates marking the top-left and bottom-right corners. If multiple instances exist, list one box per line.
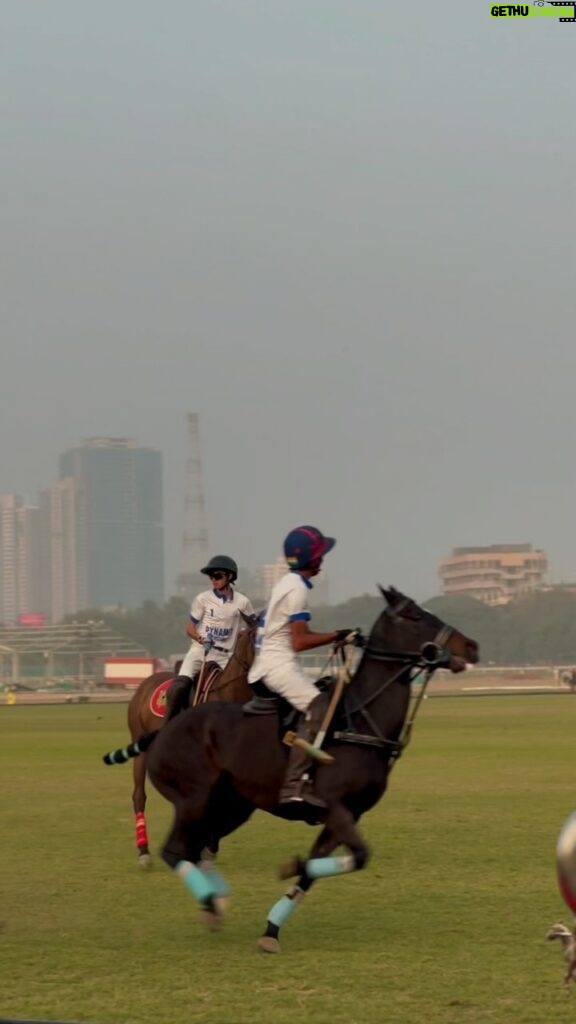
left=176, top=860, right=217, bottom=902
left=268, top=895, right=298, bottom=929
left=201, top=865, right=231, bottom=897
left=306, top=854, right=355, bottom=879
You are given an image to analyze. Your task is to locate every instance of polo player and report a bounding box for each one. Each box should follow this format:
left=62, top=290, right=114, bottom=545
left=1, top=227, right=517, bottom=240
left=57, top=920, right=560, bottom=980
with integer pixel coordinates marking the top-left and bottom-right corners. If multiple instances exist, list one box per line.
left=167, top=555, right=254, bottom=718
left=248, top=526, right=358, bottom=819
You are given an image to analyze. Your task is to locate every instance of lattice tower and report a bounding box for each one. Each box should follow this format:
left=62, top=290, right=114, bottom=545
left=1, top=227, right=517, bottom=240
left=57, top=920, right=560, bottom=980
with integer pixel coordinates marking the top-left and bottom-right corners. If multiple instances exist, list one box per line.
left=175, top=413, right=210, bottom=599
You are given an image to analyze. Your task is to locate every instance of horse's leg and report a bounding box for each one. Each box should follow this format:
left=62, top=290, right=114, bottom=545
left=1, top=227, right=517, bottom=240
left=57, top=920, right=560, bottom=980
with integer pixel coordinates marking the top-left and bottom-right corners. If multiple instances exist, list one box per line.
left=257, top=825, right=339, bottom=954
left=161, top=793, right=233, bottom=931
left=200, top=790, right=254, bottom=910
left=131, top=751, right=152, bottom=868
left=292, top=803, right=369, bottom=882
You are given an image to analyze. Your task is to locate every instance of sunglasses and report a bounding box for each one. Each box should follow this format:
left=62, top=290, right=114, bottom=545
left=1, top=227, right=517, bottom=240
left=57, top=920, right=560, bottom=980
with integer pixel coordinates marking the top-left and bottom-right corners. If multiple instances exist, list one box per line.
left=208, top=571, right=227, bottom=581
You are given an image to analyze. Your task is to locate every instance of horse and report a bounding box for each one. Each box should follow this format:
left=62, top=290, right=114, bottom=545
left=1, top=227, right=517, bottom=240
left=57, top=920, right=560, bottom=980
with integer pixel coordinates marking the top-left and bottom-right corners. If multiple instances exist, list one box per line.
left=127, top=612, right=258, bottom=866
left=103, top=586, right=479, bottom=950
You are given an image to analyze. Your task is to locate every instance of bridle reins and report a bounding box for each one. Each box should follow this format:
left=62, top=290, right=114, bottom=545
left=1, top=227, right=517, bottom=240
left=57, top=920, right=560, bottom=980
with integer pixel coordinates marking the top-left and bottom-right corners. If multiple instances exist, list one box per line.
left=340, top=604, right=456, bottom=762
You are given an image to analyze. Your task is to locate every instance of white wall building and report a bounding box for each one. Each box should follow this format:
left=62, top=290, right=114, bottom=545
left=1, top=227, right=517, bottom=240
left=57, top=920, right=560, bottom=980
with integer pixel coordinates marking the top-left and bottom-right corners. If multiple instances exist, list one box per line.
left=0, top=495, right=41, bottom=624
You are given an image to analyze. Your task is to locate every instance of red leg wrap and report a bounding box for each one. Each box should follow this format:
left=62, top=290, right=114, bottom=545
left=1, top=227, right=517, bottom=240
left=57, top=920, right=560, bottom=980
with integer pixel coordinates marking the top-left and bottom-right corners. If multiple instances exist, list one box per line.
left=135, top=811, right=149, bottom=849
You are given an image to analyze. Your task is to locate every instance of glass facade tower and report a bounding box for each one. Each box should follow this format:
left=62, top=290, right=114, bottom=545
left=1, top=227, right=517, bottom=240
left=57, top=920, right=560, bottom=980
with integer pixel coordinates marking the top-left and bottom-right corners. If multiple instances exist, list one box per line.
left=59, top=438, right=164, bottom=609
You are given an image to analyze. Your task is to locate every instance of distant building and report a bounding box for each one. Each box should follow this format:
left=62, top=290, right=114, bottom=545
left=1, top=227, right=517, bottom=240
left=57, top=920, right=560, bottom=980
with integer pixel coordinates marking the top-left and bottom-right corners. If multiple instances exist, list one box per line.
left=58, top=438, right=164, bottom=611
left=0, top=495, right=41, bottom=625
left=255, top=557, right=288, bottom=602
left=255, top=555, right=330, bottom=607
left=0, top=495, right=21, bottom=625
left=16, top=502, right=41, bottom=618
left=38, top=477, right=88, bottom=622
left=438, top=544, right=548, bottom=606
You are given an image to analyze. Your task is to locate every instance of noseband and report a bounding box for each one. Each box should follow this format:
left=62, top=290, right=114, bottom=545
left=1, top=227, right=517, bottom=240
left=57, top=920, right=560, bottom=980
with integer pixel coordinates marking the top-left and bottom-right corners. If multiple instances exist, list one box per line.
left=364, top=601, right=455, bottom=669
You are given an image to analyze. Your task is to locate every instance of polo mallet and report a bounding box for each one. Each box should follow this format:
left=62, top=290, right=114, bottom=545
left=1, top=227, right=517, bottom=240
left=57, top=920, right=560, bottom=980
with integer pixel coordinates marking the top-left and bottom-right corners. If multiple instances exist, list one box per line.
left=192, top=639, right=213, bottom=707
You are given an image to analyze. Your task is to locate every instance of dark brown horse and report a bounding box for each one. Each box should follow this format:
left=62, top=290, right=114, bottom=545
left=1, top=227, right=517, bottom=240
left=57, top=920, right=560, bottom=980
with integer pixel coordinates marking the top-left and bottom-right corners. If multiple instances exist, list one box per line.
left=104, top=587, right=479, bottom=949
left=127, top=613, right=257, bottom=866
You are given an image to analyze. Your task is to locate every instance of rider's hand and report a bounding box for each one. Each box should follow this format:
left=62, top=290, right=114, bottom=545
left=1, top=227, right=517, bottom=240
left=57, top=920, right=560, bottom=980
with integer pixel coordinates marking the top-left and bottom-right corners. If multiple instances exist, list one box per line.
left=333, top=628, right=363, bottom=647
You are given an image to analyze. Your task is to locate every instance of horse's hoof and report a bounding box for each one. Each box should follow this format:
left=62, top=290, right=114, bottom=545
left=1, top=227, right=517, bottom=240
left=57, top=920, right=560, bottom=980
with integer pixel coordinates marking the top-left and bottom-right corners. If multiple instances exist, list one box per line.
left=138, top=853, right=153, bottom=870
left=199, top=908, right=221, bottom=932
left=278, top=856, right=303, bottom=881
left=257, top=935, right=281, bottom=954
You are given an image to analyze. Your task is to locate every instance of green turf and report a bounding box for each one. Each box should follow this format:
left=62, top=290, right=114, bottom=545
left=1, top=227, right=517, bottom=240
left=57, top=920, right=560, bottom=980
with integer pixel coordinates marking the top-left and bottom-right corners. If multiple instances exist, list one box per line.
left=1, top=697, right=576, bottom=1023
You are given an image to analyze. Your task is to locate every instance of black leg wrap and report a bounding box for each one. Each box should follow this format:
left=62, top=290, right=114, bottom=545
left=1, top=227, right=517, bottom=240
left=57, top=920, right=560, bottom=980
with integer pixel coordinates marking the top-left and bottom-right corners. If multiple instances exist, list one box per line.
left=297, top=873, right=314, bottom=893
left=264, top=922, right=280, bottom=940
left=353, top=848, right=369, bottom=871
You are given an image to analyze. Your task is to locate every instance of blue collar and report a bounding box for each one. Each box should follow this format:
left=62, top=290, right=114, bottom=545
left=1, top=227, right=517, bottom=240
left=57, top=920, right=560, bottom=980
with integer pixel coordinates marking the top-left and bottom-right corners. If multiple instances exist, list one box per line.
left=290, top=570, right=313, bottom=590
left=213, top=587, right=233, bottom=602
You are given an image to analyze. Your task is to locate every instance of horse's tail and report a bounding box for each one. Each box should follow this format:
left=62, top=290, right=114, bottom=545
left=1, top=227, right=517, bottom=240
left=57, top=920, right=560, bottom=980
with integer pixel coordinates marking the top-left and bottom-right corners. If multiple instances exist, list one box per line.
left=102, top=729, right=159, bottom=765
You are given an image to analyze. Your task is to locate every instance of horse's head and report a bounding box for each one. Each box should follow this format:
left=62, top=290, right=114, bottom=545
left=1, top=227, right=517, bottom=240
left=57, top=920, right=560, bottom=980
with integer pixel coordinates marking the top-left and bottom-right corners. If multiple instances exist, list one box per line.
left=368, top=586, right=479, bottom=672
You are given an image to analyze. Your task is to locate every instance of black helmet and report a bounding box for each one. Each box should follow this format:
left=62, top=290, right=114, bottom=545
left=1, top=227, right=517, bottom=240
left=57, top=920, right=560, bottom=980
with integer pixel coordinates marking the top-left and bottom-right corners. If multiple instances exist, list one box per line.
left=201, top=555, right=238, bottom=582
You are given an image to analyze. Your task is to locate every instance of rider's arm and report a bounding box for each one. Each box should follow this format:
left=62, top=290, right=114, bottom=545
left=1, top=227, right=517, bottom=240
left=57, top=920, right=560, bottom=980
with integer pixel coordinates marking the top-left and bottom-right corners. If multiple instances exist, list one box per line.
left=186, top=593, right=206, bottom=643
left=186, top=621, right=202, bottom=643
left=290, top=619, right=339, bottom=653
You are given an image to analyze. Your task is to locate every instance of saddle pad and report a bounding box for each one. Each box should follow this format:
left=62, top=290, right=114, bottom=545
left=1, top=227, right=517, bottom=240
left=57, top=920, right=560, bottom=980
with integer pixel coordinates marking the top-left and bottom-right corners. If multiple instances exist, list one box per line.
left=149, top=678, right=174, bottom=718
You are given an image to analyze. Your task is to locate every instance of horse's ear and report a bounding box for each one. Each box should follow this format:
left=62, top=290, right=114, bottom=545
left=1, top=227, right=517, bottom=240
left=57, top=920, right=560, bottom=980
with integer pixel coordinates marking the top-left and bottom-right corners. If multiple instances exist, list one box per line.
left=240, top=610, right=256, bottom=626
left=379, top=585, right=399, bottom=606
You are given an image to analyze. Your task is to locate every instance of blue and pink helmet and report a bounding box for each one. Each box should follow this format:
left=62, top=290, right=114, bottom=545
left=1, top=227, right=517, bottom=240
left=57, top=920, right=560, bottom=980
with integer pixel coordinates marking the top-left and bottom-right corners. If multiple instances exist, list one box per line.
left=283, top=525, right=336, bottom=571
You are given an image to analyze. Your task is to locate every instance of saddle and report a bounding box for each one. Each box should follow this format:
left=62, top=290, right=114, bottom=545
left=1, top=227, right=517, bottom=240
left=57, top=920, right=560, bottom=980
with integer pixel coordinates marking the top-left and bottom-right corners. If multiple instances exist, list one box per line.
left=193, top=662, right=223, bottom=704
left=243, top=676, right=333, bottom=730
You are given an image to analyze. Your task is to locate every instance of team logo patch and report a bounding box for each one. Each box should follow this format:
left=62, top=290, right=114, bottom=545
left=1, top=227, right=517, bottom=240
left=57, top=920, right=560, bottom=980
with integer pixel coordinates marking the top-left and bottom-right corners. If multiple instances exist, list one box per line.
left=149, top=678, right=174, bottom=718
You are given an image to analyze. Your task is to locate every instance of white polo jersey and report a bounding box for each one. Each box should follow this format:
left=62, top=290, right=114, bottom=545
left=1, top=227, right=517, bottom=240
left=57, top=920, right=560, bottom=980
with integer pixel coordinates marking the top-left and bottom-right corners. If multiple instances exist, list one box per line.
left=190, top=588, right=254, bottom=651
left=248, top=571, right=312, bottom=681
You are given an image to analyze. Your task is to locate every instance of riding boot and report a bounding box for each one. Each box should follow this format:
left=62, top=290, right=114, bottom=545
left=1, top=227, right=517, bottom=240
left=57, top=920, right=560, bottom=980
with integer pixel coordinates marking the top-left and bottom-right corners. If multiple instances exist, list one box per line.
left=278, top=694, right=329, bottom=822
left=165, top=675, right=195, bottom=722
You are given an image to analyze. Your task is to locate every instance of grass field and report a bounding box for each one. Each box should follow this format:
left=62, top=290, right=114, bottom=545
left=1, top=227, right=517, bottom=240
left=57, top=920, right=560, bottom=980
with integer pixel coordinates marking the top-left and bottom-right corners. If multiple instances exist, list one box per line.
left=2, top=697, right=576, bottom=1024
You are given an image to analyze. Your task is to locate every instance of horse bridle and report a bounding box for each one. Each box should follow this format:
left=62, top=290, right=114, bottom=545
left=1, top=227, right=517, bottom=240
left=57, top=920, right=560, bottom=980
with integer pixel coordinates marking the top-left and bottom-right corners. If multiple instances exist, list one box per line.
left=342, top=602, right=456, bottom=758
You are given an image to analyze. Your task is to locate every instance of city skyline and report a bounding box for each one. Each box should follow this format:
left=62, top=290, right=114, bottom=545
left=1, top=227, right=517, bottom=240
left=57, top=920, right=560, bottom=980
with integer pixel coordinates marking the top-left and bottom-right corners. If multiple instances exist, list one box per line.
left=1, top=423, right=561, bottom=622
left=1, top=436, right=165, bottom=622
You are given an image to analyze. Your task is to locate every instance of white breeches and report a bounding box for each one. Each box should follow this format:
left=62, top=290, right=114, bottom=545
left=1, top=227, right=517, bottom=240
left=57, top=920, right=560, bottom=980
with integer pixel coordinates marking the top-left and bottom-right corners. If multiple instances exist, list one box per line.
left=179, top=642, right=230, bottom=678
left=250, top=659, right=319, bottom=713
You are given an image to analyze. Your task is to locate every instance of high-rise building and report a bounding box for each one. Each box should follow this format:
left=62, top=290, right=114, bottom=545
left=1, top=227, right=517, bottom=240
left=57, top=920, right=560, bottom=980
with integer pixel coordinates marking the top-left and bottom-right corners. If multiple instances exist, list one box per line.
left=438, top=543, right=548, bottom=606
left=59, top=438, right=164, bottom=609
left=16, top=503, right=41, bottom=617
left=0, top=495, right=20, bottom=625
left=39, top=477, right=88, bottom=622
left=0, top=495, right=41, bottom=624
left=255, top=555, right=330, bottom=607
left=255, top=556, right=288, bottom=602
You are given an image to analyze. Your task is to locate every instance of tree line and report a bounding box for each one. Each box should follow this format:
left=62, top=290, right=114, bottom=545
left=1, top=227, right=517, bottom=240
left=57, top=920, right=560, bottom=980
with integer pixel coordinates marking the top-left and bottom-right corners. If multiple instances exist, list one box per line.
left=64, top=587, right=576, bottom=666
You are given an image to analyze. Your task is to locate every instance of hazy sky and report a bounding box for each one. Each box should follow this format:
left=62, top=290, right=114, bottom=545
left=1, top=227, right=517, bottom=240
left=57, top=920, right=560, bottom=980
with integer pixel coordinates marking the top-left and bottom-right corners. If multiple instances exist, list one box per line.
left=2, top=1, right=576, bottom=603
